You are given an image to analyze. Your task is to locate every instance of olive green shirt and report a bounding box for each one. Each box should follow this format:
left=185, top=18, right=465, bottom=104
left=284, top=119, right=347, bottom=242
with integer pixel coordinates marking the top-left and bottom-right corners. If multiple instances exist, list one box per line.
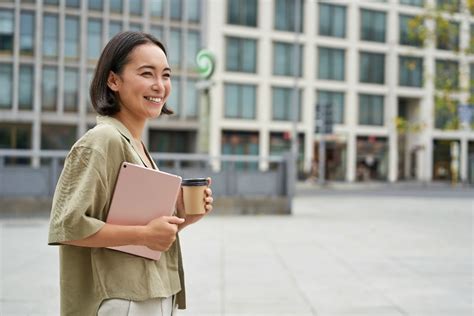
left=48, top=116, right=186, bottom=316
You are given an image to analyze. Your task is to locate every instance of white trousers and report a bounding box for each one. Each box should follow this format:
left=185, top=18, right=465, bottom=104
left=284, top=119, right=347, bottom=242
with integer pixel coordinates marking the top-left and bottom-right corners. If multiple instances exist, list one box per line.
left=97, top=296, right=177, bottom=316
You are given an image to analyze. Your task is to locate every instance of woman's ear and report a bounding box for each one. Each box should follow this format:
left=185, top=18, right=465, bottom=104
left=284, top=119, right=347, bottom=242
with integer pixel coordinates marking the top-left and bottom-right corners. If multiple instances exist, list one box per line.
left=107, top=71, right=120, bottom=92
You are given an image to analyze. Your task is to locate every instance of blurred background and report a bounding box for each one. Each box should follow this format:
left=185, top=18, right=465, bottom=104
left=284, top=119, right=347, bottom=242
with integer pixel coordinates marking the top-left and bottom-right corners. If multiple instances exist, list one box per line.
left=0, top=0, right=473, bottom=315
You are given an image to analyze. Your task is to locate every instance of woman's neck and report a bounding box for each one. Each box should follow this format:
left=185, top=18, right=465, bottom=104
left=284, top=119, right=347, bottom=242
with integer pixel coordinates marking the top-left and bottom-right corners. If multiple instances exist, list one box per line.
left=112, top=111, right=145, bottom=144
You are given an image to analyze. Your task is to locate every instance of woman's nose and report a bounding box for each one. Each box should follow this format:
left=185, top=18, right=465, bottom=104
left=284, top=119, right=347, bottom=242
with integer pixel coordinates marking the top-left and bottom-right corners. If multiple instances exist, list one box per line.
left=152, top=79, right=164, bottom=91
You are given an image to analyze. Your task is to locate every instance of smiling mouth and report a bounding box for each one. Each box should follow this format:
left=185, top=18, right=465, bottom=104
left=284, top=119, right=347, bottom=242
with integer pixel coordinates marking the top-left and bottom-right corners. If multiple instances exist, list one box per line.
left=144, top=96, right=163, bottom=104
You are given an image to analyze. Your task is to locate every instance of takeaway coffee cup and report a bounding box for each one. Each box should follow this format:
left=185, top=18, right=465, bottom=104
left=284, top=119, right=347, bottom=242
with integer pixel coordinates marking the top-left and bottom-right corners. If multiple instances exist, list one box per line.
left=181, top=178, right=209, bottom=215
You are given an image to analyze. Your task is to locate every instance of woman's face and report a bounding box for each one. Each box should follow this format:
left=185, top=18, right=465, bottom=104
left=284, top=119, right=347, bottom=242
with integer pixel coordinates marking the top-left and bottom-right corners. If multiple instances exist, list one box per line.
left=107, top=43, right=171, bottom=120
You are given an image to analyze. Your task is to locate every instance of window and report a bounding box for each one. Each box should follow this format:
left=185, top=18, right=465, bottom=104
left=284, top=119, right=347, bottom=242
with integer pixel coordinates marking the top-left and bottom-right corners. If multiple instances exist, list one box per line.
left=129, top=0, right=143, bottom=16
left=42, top=66, right=58, bottom=111
left=20, top=11, right=35, bottom=55
left=65, top=16, right=79, bottom=60
left=470, top=64, right=474, bottom=96
left=129, top=23, right=142, bottom=32
left=186, top=80, right=198, bottom=118
left=221, top=131, right=259, bottom=171
left=88, top=0, right=103, bottom=11
left=43, top=15, right=58, bottom=58
left=0, top=123, right=32, bottom=162
left=359, top=94, right=384, bottom=126
left=319, top=3, right=346, bottom=38
left=318, top=47, right=345, bottom=81
left=86, top=69, right=94, bottom=112
left=19, top=65, right=33, bottom=110
left=150, top=25, right=163, bottom=41
left=400, top=0, right=424, bottom=6
left=66, top=0, right=80, bottom=8
left=64, top=68, right=79, bottom=112
left=110, top=0, right=123, bottom=13
left=224, top=84, right=256, bottom=119
left=269, top=133, right=305, bottom=173
left=434, top=96, right=458, bottom=129
left=436, top=21, right=459, bottom=51
left=0, top=64, right=12, bottom=109
left=227, top=0, right=257, bottom=26
left=171, top=0, right=182, bottom=20
left=187, top=31, right=200, bottom=70
left=399, top=56, right=423, bottom=87
left=317, top=91, right=344, bottom=124
left=149, top=130, right=195, bottom=153
left=41, top=125, right=77, bottom=150
left=435, top=60, right=459, bottom=89
left=0, top=10, right=14, bottom=54
left=399, top=14, right=423, bottom=47
left=361, top=9, right=386, bottom=42
left=272, top=87, right=302, bottom=121
left=87, top=19, right=102, bottom=60
left=150, top=0, right=163, bottom=17
left=167, top=78, right=180, bottom=115
left=436, top=0, right=460, bottom=11
left=226, top=37, right=257, bottom=73
left=169, top=29, right=182, bottom=68
left=44, top=0, right=59, bottom=5
left=360, top=52, right=385, bottom=84
left=273, top=42, right=303, bottom=77
left=187, top=0, right=200, bottom=22
left=109, top=21, right=122, bottom=40
left=275, top=0, right=303, bottom=32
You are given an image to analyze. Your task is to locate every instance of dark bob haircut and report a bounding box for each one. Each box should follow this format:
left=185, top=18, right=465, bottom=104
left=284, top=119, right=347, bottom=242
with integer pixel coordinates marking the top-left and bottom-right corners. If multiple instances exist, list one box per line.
left=90, top=31, right=173, bottom=116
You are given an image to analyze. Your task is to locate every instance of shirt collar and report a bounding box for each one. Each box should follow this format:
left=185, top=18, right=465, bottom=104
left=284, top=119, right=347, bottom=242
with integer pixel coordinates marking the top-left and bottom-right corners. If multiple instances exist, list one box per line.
left=96, top=115, right=134, bottom=143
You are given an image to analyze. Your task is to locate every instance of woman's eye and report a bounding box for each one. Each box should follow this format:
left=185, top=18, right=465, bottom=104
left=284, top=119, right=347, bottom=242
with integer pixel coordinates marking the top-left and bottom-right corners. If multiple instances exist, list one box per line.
left=141, top=72, right=153, bottom=77
left=163, top=73, right=171, bottom=78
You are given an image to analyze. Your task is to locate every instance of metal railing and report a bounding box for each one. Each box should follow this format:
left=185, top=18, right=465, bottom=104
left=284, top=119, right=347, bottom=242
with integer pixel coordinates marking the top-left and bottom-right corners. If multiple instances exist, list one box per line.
left=0, top=150, right=295, bottom=199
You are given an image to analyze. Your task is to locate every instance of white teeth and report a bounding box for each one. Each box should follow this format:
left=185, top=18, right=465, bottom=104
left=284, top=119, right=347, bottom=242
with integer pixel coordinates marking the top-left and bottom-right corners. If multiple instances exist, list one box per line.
left=146, top=97, right=162, bottom=103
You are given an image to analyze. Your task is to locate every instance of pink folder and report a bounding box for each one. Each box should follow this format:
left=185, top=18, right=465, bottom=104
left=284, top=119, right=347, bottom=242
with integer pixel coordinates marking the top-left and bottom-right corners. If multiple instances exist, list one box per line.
left=106, top=162, right=182, bottom=260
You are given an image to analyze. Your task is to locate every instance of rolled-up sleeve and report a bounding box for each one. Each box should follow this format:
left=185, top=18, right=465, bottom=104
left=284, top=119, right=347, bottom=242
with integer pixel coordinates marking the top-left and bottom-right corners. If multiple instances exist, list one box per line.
left=48, top=146, right=109, bottom=245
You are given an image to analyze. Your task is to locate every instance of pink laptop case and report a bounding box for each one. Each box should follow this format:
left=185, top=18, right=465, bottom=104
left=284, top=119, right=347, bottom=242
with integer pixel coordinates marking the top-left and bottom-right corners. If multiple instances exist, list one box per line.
left=106, top=162, right=182, bottom=260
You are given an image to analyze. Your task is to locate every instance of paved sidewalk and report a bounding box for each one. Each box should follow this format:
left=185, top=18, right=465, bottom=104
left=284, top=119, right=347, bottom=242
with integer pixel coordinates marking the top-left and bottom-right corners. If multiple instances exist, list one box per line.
left=0, top=187, right=472, bottom=315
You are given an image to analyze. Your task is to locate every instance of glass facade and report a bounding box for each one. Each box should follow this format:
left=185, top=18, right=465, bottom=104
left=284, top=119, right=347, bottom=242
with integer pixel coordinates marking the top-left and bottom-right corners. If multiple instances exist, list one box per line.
left=41, top=125, right=77, bottom=150
left=221, top=131, right=259, bottom=170
left=0, top=123, right=31, bottom=150
left=224, top=84, right=256, bottom=119
left=110, top=0, right=123, bottom=14
left=400, top=0, right=424, bottom=6
left=186, top=79, right=198, bottom=118
left=64, top=68, right=79, bottom=112
left=318, top=47, right=345, bottom=81
left=317, top=91, right=345, bottom=124
left=167, top=78, right=180, bottom=115
left=20, top=11, right=34, bottom=55
left=272, top=87, right=302, bottom=121
left=399, top=14, right=423, bottom=47
left=275, top=0, right=304, bottom=33
left=360, top=52, right=385, bottom=84
left=42, top=66, right=58, bottom=111
left=399, top=56, right=423, bottom=87
left=319, top=3, right=346, bottom=38
left=19, top=65, right=33, bottom=110
left=187, top=31, right=200, bottom=69
left=88, top=0, right=103, bottom=11
left=87, top=19, right=102, bottom=60
left=109, top=21, right=122, bottom=40
left=171, top=0, right=182, bottom=20
left=65, top=16, right=80, bottom=60
left=129, top=0, right=143, bottom=16
left=227, top=0, right=257, bottom=27
left=149, top=130, right=195, bottom=153
left=359, top=94, right=384, bottom=126
left=226, top=37, right=257, bottom=73
left=169, top=29, right=182, bottom=68
left=0, top=64, right=12, bottom=109
left=187, top=0, right=200, bottom=22
left=436, top=0, right=460, bottom=11
left=273, top=42, right=303, bottom=77
left=361, top=9, right=386, bottom=43
left=150, top=0, right=163, bottom=17
left=435, top=60, right=459, bottom=89
left=436, top=21, right=459, bottom=51
left=43, top=14, right=58, bottom=58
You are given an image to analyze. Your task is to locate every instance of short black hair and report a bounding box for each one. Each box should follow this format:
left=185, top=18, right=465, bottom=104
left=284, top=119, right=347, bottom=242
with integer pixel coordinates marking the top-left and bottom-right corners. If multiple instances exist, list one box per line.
left=90, top=31, right=173, bottom=116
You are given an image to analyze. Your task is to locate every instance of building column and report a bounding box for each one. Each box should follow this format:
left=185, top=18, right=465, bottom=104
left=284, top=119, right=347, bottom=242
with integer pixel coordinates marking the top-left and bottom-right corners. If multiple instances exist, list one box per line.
left=387, top=0, right=398, bottom=182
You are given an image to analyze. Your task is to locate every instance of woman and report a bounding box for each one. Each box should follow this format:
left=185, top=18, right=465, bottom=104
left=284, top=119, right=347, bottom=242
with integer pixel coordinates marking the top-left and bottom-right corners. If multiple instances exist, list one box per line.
left=48, top=31, right=213, bottom=316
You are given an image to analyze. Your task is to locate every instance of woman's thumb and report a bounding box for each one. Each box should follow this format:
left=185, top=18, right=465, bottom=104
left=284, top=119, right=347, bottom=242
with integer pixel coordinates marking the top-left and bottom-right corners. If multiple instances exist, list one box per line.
left=165, top=216, right=185, bottom=225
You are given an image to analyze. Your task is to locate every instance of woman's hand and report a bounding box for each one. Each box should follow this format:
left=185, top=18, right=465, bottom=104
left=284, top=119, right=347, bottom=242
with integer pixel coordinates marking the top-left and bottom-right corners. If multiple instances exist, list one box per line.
left=176, top=177, right=213, bottom=230
left=142, top=216, right=185, bottom=251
